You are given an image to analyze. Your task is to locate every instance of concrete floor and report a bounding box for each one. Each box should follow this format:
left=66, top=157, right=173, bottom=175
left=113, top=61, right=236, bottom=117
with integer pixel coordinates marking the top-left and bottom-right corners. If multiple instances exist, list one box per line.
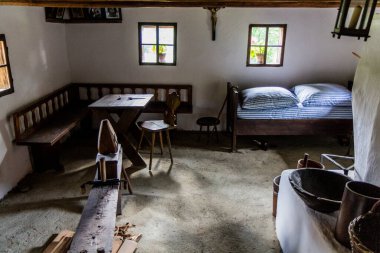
left=0, top=132, right=350, bottom=252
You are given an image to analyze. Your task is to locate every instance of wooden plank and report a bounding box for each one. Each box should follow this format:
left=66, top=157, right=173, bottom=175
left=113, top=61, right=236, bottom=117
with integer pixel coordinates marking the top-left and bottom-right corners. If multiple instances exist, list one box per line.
left=69, top=146, right=124, bottom=253
left=118, top=240, right=138, bottom=253
left=68, top=185, right=119, bottom=253
left=112, top=236, right=124, bottom=253
left=43, top=230, right=75, bottom=253
left=0, top=0, right=349, bottom=8
left=89, top=94, right=153, bottom=109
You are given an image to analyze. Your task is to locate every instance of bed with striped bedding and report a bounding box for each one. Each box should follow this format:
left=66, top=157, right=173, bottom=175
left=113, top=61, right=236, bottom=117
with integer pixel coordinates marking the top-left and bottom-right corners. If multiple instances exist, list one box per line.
left=237, top=105, right=352, bottom=120
left=226, top=82, right=353, bottom=152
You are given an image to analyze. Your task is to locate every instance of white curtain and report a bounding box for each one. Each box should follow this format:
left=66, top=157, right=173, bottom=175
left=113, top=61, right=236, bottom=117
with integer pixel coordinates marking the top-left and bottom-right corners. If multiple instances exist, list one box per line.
left=353, top=14, right=380, bottom=186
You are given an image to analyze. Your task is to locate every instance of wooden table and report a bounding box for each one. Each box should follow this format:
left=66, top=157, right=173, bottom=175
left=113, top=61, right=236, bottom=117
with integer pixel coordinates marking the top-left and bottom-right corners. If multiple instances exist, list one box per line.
left=89, top=94, right=153, bottom=168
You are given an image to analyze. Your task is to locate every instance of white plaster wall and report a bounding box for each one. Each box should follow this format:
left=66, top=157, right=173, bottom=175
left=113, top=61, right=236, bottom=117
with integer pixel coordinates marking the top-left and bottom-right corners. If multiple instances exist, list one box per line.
left=352, top=14, right=380, bottom=186
left=0, top=7, right=71, bottom=198
left=66, top=8, right=363, bottom=129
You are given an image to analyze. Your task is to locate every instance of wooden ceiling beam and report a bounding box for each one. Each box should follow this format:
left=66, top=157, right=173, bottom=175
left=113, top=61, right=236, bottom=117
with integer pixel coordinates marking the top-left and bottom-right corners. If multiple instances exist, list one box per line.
left=0, top=0, right=344, bottom=8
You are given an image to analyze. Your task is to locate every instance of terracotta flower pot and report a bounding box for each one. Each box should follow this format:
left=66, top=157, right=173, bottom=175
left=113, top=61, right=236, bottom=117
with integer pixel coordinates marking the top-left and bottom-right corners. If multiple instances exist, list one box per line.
left=159, top=53, right=166, bottom=63
left=256, top=54, right=264, bottom=64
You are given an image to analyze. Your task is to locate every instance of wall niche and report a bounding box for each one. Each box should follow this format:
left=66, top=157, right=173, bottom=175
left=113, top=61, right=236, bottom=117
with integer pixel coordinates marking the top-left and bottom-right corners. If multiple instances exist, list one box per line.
left=45, top=8, right=122, bottom=23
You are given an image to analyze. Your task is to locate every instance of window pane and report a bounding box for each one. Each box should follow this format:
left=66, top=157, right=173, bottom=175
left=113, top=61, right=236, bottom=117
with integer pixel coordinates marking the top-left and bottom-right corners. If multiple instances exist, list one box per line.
left=0, top=41, right=6, bottom=65
left=266, top=47, right=282, bottom=64
left=159, top=26, right=174, bottom=45
left=268, top=27, right=284, bottom=46
left=158, top=45, right=174, bottom=64
left=142, top=45, right=157, bottom=63
left=249, top=46, right=266, bottom=64
left=141, top=26, right=156, bottom=44
left=251, top=27, right=266, bottom=46
left=0, top=66, right=10, bottom=89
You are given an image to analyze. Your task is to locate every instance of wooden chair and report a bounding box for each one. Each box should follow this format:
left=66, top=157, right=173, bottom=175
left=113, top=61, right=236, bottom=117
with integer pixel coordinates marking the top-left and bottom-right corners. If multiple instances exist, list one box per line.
left=136, top=92, right=181, bottom=170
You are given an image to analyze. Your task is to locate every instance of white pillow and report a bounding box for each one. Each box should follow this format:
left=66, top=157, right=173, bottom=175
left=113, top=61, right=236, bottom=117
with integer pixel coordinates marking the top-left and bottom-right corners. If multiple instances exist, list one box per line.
left=240, top=87, right=299, bottom=110
left=292, top=83, right=351, bottom=107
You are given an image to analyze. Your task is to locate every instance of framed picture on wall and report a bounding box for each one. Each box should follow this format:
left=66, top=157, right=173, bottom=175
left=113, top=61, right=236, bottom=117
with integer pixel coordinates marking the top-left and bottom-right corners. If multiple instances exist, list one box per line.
left=69, top=8, right=85, bottom=19
left=45, top=7, right=122, bottom=23
left=88, top=8, right=104, bottom=19
left=45, top=8, right=65, bottom=20
left=45, top=8, right=57, bottom=19
left=105, top=8, right=122, bottom=19
left=55, top=8, right=65, bottom=19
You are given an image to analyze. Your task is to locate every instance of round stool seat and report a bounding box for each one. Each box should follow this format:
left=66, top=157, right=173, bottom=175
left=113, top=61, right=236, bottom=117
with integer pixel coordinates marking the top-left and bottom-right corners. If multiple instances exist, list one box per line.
left=141, top=120, right=169, bottom=132
left=196, top=117, right=220, bottom=126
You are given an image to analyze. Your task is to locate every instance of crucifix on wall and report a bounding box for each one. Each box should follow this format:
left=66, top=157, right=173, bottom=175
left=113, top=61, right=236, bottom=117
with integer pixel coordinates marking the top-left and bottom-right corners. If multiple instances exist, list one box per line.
left=204, top=7, right=224, bottom=41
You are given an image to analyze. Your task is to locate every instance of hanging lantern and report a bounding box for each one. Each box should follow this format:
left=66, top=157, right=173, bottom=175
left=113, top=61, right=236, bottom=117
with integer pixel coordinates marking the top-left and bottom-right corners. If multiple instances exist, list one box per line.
left=332, top=0, right=378, bottom=41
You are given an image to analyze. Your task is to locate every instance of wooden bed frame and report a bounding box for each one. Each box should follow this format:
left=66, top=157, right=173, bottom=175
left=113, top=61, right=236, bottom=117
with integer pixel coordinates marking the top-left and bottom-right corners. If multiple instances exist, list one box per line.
left=226, top=82, right=353, bottom=152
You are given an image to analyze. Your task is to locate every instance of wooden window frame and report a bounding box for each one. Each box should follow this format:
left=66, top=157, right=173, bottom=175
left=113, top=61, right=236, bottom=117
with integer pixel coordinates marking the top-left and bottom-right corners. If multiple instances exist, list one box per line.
left=246, top=24, right=287, bottom=67
left=0, top=34, right=14, bottom=97
left=138, top=22, right=177, bottom=66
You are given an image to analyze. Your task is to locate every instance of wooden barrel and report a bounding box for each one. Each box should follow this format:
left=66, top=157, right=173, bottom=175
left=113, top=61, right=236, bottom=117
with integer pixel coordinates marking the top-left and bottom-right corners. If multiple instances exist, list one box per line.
left=297, top=159, right=325, bottom=169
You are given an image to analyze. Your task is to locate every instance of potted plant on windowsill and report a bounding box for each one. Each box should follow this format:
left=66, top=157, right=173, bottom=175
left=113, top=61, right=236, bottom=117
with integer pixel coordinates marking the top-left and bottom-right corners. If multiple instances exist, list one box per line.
left=158, top=45, right=167, bottom=63
left=250, top=47, right=265, bottom=64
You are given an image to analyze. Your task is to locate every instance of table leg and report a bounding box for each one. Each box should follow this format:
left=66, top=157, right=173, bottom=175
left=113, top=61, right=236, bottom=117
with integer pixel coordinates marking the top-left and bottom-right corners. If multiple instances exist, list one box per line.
left=119, top=133, right=147, bottom=168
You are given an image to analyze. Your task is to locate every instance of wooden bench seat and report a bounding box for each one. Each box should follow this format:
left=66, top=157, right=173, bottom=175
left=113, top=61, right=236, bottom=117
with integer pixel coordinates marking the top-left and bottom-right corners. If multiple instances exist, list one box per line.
left=12, top=85, right=89, bottom=171
left=15, top=107, right=88, bottom=146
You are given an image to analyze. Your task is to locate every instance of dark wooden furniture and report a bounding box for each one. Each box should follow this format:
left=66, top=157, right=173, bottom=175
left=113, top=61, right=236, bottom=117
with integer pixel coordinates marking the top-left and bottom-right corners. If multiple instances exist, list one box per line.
left=196, top=117, right=220, bottom=143
left=12, top=83, right=193, bottom=172
left=137, top=121, right=173, bottom=170
left=12, top=85, right=89, bottom=171
left=226, top=82, right=353, bottom=152
left=74, top=83, right=192, bottom=114
left=196, top=95, right=227, bottom=143
left=89, top=94, right=154, bottom=169
left=69, top=144, right=124, bottom=252
left=136, top=92, right=180, bottom=170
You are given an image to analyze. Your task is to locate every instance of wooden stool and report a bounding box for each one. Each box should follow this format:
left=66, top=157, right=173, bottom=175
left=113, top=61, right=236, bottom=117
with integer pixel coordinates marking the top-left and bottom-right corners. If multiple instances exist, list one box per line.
left=136, top=120, right=173, bottom=170
left=196, top=94, right=227, bottom=144
left=196, top=117, right=220, bottom=143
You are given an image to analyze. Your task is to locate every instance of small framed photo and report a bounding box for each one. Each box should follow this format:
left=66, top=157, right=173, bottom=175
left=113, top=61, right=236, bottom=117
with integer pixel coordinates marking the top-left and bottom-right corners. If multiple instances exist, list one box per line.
left=45, top=8, right=57, bottom=19
left=55, top=8, right=65, bottom=19
left=105, top=8, right=121, bottom=19
left=88, top=8, right=104, bottom=19
left=70, top=8, right=85, bottom=19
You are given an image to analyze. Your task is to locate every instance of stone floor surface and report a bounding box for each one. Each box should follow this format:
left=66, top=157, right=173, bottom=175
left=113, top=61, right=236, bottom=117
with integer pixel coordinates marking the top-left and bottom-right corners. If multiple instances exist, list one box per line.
left=0, top=132, right=350, bottom=253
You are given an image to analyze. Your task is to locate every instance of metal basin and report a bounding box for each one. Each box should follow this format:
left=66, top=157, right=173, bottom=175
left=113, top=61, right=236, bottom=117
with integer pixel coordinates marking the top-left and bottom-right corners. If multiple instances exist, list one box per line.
left=289, top=169, right=352, bottom=213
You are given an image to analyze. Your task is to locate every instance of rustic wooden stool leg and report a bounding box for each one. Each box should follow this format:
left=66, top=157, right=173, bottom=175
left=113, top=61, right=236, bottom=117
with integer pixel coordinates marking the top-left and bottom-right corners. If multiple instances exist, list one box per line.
left=149, top=132, right=156, bottom=170
left=137, top=129, right=145, bottom=152
left=166, top=129, right=173, bottom=164
left=214, top=125, right=219, bottom=143
left=207, top=125, right=210, bottom=144
left=159, top=131, right=164, bottom=155
left=198, top=125, right=203, bottom=140
left=117, top=190, right=122, bottom=216
left=122, top=168, right=133, bottom=194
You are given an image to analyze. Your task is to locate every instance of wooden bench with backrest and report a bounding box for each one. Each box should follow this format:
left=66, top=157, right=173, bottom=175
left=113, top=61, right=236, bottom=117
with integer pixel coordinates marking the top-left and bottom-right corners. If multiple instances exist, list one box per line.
left=74, top=83, right=193, bottom=114
left=12, top=83, right=193, bottom=172
left=12, top=84, right=89, bottom=171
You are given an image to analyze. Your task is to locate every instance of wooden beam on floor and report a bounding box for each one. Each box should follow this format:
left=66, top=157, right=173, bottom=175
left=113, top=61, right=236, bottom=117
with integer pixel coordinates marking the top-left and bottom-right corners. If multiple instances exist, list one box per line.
left=68, top=145, right=124, bottom=253
left=0, top=0, right=346, bottom=8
